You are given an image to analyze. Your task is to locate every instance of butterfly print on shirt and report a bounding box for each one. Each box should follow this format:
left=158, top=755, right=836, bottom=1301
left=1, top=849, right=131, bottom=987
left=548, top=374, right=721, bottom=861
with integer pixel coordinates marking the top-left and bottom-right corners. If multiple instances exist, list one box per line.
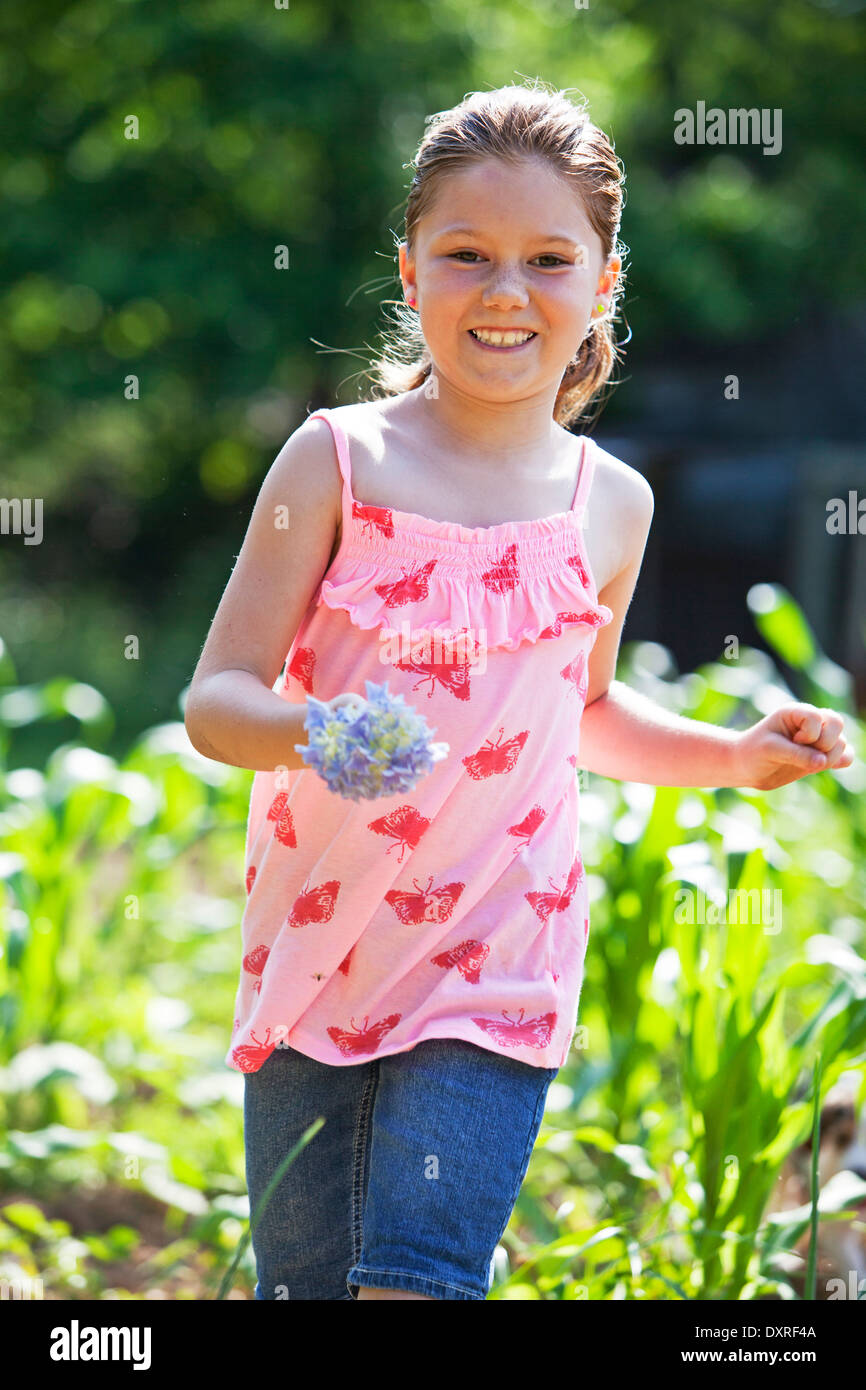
left=577, top=608, right=607, bottom=629
left=242, top=943, right=270, bottom=995
left=287, top=877, right=341, bottom=927
left=525, top=878, right=567, bottom=924
left=385, top=874, right=465, bottom=924
left=507, top=804, right=547, bottom=852
left=326, top=1013, right=402, bottom=1057
left=337, top=944, right=355, bottom=976
left=561, top=650, right=588, bottom=702
left=538, top=611, right=582, bottom=639
left=471, top=1008, right=557, bottom=1049
left=566, top=552, right=591, bottom=589
left=367, top=804, right=431, bottom=862
left=231, top=1027, right=275, bottom=1073
left=430, top=939, right=490, bottom=983
left=463, top=727, right=529, bottom=779
left=481, top=543, right=520, bottom=594
left=374, top=559, right=438, bottom=608
left=352, top=499, right=395, bottom=539
left=266, top=792, right=297, bottom=847
left=287, top=646, right=316, bottom=694
left=525, top=853, right=584, bottom=924
left=558, top=852, right=585, bottom=910
left=245, top=865, right=257, bottom=894
left=539, top=609, right=605, bottom=638
left=393, top=650, right=472, bottom=701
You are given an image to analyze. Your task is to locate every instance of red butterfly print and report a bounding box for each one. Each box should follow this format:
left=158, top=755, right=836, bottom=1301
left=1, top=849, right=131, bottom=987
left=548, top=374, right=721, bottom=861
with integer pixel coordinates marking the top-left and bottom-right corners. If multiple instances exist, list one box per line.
left=566, top=552, right=591, bottom=589
left=232, top=1015, right=240, bottom=1033
left=525, top=853, right=584, bottom=922
left=481, top=543, right=520, bottom=594
left=287, top=877, right=341, bottom=927
left=393, top=650, right=472, bottom=701
left=525, top=879, right=566, bottom=924
left=430, top=939, right=490, bottom=984
left=541, top=609, right=605, bottom=638
left=287, top=646, right=316, bottom=694
left=374, top=559, right=437, bottom=608
left=385, top=874, right=465, bottom=924
left=267, top=792, right=297, bottom=847
left=337, top=944, right=355, bottom=976
left=246, top=865, right=257, bottom=894
left=560, top=650, right=588, bottom=701
left=507, top=804, right=547, bottom=852
left=558, top=852, right=585, bottom=911
left=462, top=727, right=529, bottom=780
left=471, top=1008, right=557, bottom=1049
left=538, top=611, right=583, bottom=639
left=367, top=804, right=431, bottom=862
left=552, top=972, right=560, bottom=983
left=353, top=499, right=395, bottom=539
left=242, top=943, right=270, bottom=995
left=567, top=754, right=578, bottom=768
left=326, top=1013, right=401, bottom=1057
left=574, top=608, right=607, bottom=629
left=231, top=1027, right=276, bottom=1072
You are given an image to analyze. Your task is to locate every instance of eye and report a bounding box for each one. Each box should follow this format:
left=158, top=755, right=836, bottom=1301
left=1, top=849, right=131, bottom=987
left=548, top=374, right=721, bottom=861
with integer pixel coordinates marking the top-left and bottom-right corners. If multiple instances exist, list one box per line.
left=447, top=251, right=569, bottom=267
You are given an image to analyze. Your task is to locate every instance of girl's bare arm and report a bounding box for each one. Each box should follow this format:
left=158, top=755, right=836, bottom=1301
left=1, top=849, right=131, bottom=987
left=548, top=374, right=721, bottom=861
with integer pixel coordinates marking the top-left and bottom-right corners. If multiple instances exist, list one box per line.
left=183, top=416, right=342, bottom=773
left=580, top=467, right=853, bottom=789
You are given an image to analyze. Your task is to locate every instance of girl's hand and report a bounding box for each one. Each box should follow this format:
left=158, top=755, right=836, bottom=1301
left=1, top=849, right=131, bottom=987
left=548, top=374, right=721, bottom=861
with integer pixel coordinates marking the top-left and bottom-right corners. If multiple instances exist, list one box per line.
left=733, top=703, right=856, bottom=790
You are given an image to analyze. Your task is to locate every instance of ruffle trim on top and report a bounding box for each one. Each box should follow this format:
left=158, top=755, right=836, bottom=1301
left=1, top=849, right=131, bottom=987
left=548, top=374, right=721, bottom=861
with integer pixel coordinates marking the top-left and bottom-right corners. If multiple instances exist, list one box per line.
left=317, top=537, right=614, bottom=655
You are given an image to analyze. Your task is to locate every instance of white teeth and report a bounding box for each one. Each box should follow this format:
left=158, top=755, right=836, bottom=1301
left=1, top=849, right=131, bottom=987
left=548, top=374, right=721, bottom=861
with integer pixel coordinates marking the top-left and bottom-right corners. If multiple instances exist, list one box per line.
left=470, top=328, right=535, bottom=346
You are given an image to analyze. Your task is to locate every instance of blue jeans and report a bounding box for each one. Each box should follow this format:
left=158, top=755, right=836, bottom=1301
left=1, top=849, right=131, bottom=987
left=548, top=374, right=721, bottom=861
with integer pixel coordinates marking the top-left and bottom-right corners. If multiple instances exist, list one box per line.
left=243, top=1036, right=559, bottom=1300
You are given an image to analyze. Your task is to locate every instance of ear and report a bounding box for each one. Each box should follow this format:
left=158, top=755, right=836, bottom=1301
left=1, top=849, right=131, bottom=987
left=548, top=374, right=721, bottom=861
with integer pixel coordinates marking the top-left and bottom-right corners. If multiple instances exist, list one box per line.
left=398, top=241, right=416, bottom=300
left=596, top=253, right=622, bottom=298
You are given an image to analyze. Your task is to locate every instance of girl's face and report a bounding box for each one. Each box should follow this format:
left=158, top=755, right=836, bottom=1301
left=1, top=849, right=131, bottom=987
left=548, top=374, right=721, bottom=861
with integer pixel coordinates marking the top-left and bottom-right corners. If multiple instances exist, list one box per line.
left=399, top=155, right=620, bottom=409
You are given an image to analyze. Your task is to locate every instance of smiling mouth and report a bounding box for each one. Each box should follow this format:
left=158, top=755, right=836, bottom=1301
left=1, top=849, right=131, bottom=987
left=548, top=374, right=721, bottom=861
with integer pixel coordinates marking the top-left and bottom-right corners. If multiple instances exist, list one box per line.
left=468, top=328, right=538, bottom=350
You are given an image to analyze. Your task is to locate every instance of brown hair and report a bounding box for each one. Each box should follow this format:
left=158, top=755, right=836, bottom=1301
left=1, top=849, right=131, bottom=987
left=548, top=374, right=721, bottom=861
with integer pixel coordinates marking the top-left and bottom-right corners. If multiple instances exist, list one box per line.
left=363, top=79, right=628, bottom=430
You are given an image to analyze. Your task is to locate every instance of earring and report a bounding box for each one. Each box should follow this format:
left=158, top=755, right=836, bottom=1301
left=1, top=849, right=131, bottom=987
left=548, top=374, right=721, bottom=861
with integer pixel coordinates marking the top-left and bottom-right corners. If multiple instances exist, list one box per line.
left=407, top=295, right=417, bottom=308
left=595, top=302, right=605, bottom=314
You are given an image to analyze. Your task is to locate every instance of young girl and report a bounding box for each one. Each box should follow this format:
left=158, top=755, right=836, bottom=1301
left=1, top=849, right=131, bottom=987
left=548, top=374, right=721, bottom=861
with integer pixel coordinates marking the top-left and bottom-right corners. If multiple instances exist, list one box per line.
left=184, top=82, right=854, bottom=1302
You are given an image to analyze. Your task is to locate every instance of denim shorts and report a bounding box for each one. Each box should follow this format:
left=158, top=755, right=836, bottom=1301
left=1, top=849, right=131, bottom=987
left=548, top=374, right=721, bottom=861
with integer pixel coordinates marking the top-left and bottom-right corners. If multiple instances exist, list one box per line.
left=242, top=1036, right=559, bottom=1300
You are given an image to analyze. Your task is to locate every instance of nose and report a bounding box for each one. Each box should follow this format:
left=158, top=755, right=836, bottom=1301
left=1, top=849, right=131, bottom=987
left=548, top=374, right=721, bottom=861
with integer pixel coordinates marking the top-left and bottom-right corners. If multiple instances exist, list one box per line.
left=481, top=266, right=530, bottom=310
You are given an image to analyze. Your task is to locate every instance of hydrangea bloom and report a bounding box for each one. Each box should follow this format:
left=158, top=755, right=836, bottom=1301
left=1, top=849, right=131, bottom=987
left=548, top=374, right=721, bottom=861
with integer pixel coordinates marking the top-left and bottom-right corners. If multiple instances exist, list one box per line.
left=295, top=679, right=450, bottom=801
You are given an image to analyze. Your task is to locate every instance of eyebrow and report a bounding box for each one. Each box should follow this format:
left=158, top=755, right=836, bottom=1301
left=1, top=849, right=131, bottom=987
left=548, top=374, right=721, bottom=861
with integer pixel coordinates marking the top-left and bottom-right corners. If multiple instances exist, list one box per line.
left=433, top=226, right=583, bottom=248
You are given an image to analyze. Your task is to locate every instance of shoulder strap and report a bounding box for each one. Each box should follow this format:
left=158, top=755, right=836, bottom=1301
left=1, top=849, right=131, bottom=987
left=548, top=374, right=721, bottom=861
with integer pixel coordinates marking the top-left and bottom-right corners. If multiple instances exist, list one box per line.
left=307, top=408, right=355, bottom=534
left=571, top=437, right=596, bottom=521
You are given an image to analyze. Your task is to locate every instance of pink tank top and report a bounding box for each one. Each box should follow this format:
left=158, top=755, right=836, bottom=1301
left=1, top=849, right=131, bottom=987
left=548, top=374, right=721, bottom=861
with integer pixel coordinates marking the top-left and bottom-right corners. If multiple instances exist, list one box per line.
left=227, top=407, right=613, bottom=1073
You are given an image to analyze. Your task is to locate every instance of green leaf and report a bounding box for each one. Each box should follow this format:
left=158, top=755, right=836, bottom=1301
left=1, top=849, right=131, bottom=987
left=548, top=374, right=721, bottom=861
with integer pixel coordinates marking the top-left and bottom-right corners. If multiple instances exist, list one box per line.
left=747, top=584, right=816, bottom=669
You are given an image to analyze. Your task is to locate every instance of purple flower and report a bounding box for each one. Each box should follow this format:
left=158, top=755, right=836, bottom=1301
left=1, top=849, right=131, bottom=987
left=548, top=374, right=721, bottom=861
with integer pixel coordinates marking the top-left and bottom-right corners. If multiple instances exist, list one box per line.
left=295, top=679, right=449, bottom=801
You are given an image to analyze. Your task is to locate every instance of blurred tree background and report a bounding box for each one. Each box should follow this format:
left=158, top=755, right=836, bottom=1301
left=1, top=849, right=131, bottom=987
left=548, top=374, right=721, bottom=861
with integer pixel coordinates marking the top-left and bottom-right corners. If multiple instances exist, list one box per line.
left=2, top=0, right=865, bottom=767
